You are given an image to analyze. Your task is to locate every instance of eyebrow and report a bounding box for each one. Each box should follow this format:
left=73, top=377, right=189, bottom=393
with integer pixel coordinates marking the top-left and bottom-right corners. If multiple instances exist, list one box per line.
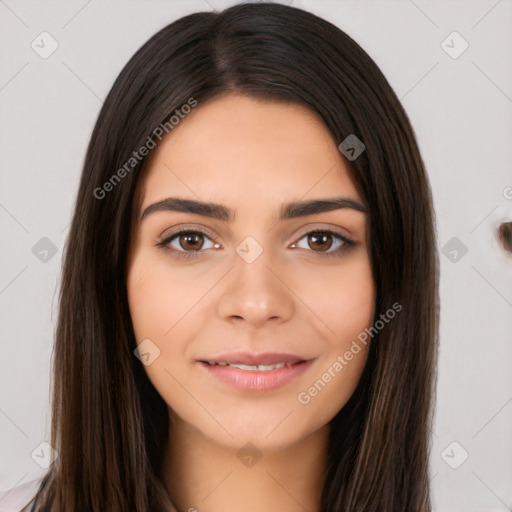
left=140, top=196, right=367, bottom=223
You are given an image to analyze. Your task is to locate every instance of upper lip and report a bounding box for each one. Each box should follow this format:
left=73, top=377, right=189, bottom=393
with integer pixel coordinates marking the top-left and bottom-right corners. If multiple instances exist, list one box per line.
left=199, top=351, right=308, bottom=365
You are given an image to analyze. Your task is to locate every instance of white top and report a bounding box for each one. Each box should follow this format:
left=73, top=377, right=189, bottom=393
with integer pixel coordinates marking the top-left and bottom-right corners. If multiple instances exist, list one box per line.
left=0, top=478, right=42, bottom=512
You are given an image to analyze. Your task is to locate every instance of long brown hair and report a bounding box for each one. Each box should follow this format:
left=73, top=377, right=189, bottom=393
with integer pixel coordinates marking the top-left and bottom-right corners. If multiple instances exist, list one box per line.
left=30, top=2, right=439, bottom=510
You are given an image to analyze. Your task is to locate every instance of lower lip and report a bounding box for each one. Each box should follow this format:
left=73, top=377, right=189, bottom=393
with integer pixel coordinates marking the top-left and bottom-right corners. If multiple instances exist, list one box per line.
left=198, top=360, right=314, bottom=392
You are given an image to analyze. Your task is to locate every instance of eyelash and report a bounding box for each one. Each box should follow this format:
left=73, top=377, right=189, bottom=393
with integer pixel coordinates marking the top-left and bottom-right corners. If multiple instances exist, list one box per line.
left=156, top=228, right=355, bottom=259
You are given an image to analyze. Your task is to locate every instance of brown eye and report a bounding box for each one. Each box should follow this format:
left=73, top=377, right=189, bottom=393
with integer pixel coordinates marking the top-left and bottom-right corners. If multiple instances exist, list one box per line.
left=158, top=230, right=217, bottom=256
left=307, top=232, right=333, bottom=252
left=291, top=230, right=354, bottom=256
left=178, top=232, right=205, bottom=251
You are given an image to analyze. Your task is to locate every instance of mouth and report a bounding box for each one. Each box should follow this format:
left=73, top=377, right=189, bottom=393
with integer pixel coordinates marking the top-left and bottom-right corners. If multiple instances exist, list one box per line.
left=200, top=360, right=306, bottom=371
left=197, top=352, right=314, bottom=392
left=198, top=351, right=306, bottom=367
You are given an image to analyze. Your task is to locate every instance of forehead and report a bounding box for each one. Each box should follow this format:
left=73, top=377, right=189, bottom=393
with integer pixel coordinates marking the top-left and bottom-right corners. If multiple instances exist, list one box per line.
left=138, top=93, right=360, bottom=210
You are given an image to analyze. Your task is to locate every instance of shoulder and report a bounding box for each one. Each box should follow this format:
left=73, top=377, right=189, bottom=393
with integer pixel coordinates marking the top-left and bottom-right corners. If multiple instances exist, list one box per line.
left=0, top=478, right=43, bottom=512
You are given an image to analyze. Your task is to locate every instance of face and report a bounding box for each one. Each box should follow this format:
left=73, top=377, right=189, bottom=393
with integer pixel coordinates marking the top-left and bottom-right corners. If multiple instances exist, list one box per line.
left=126, top=93, right=376, bottom=452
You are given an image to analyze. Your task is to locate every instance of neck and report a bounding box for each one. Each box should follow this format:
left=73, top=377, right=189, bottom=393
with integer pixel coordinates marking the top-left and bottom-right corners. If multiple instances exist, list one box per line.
left=162, top=414, right=329, bottom=512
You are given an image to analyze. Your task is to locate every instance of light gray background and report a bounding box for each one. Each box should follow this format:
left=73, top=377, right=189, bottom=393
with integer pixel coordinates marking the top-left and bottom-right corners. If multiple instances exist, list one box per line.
left=1, top=1, right=511, bottom=510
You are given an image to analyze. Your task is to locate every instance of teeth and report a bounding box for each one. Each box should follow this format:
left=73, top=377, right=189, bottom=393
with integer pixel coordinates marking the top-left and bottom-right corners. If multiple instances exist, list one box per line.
left=209, top=361, right=287, bottom=371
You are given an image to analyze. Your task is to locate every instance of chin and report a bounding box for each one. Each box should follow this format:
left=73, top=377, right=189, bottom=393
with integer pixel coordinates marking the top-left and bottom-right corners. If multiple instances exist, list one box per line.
left=197, top=409, right=322, bottom=453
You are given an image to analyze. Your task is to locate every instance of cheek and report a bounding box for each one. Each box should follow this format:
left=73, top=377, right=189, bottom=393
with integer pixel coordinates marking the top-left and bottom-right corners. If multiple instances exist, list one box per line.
left=291, top=254, right=375, bottom=409
left=331, top=263, right=376, bottom=345
left=126, top=251, right=215, bottom=379
left=291, top=253, right=376, bottom=346
left=126, top=252, right=195, bottom=355
left=127, top=260, right=170, bottom=342
left=126, top=255, right=191, bottom=398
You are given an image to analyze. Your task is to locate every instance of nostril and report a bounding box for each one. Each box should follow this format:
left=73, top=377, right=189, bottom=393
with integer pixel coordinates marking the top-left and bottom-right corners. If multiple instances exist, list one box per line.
left=497, top=221, right=512, bottom=253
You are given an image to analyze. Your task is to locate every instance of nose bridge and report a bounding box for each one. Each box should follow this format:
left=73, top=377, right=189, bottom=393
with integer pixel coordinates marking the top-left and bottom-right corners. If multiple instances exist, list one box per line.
left=216, top=236, right=295, bottom=325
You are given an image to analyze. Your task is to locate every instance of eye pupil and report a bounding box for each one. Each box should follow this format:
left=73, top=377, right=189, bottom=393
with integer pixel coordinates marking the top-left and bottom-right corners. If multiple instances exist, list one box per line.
left=180, top=233, right=203, bottom=251
left=308, top=232, right=333, bottom=252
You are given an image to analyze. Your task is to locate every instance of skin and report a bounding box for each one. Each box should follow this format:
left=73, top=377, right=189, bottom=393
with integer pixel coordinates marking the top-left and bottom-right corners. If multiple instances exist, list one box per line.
left=126, top=93, right=376, bottom=512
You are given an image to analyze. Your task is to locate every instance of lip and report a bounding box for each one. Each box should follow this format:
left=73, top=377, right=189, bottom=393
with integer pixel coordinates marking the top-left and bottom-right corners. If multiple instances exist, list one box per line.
left=199, top=351, right=306, bottom=366
left=197, top=352, right=315, bottom=392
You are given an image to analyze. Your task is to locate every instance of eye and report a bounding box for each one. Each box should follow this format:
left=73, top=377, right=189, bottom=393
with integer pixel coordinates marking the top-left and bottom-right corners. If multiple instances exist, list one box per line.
left=156, top=229, right=220, bottom=257
left=290, top=230, right=354, bottom=256
left=156, top=228, right=355, bottom=259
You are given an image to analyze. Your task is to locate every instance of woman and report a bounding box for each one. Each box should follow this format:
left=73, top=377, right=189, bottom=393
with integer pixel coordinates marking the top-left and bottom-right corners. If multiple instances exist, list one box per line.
left=13, top=2, right=439, bottom=510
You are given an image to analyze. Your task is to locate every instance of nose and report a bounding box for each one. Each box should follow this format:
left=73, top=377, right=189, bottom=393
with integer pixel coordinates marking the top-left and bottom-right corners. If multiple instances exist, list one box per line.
left=216, top=243, right=295, bottom=328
